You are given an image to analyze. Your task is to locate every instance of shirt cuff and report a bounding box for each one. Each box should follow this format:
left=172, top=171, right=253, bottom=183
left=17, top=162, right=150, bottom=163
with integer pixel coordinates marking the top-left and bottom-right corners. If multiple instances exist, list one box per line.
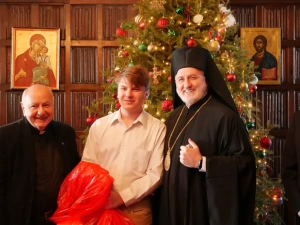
left=199, top=156, right=206, bottom=172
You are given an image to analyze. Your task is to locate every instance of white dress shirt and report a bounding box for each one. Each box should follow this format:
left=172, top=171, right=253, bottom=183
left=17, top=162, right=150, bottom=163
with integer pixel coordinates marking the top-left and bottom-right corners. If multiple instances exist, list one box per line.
left=82, top=110, right=166, bottom=206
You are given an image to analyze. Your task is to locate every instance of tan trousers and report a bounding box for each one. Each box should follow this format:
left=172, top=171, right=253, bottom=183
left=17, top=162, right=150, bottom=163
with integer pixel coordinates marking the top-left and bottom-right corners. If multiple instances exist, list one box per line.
left=120, top=197, right=152, bottom=225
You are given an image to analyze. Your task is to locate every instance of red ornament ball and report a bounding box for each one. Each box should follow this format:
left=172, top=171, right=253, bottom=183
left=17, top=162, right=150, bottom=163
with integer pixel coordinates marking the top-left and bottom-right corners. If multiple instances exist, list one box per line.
left=86, top=116, right=94, bottom=125
left=227, top=73, right=236, bottom=82
left=115, top=102, right=121, bottom=109
left=249, top=85, right=257, bottom=93
left=116, top=27, right=126, bottom=36
left=260, top=136, right=272, bottom=149
left=272, top=187, right=283, bottom=197
left=161, top=99, right=173, bottom=112
left=121, top=50, right=129, bottom=57
left=167, top=76, right=172, bottom=82
left=187, top=38, right=197, bottom=47
left=139, top=21, right=146, bottom=30
left=157, top=17, right=169, bottom=29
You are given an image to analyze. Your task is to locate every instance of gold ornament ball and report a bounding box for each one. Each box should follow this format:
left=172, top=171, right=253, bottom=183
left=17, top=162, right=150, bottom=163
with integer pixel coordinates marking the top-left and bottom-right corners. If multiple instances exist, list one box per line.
left=133, top=39, right=142, bottom=46
left=221, top=51, right=229, bottom=59
left=147, top=43, right=156, bottom=52
left=208, top=40, right=220, bottom=52
left=193, top=14, right=203, bottom=24
left=240, top=82, right=249, bottom=91
left=135, top=14, right=143, bottom=24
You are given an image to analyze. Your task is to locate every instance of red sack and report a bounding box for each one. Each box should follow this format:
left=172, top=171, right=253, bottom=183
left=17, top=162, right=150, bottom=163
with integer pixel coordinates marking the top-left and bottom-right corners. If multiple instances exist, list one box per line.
left=50, top=161, right=133, bottom=225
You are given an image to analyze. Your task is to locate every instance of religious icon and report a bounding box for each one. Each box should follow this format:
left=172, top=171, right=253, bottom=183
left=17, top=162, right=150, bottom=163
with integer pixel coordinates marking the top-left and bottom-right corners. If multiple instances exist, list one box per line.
left=11, top=27, right=60, bottom=90
left=240, top=27, right=281, bottom=85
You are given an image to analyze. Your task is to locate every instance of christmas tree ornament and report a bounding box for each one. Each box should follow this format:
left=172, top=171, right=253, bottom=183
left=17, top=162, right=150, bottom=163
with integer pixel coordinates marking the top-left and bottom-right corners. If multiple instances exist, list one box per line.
left=149, top=66, right=162, bottom=85
left=218, top=4, right=236, bottom=27
left=246, top=121, right=255, bottom=130
left=175, top=7, right=184, bottom=14
left=116, top=27, right=126, bottom=36
left=134, top=14, right=143, bottom=24
left=147, top=43, right=156, bottom=52
left=193, top=14, right=203, bottom=23
left=161, top=99, right=173, bottom=112
left=138, top=43, right=147, bottom=51
left=249, top=74, right=259, bottom=85
left=139, top=21, right=146, bottom=30
left=157, top=17, right=169, bottom=29
left=86, top=115, right=94, bottom=125
left=226, top=73, right=236, bottom=82
left=239, top=81, right=248, bottom=91
left=121, top=50, right=129, bottom=57
left=249, top=85, right=257, bottom=93
left=128, top=61, right=135, bottom=67
left=187, top=37, right=197, bottom=47
left=208, top=40, right=220, bottom=52
left=184, top=5, right=191, bottom=22
left=260, top=136, right=272, bottom=148
left=133, top=38, right=142, bottom=46
left=167, top=30, right=176, bottom=36
left=272, top=187, right=283, bottom=198
left=115, top=101, right=121, bottom=109
left=221, top=51, right=229, bottom=59
left=272, top=195, right=283, bottom=206
left=177, top=20, right=186, bottom=28
left=255, top=150, right=266, bottom=159
left=167, top=75, right=172, bottom=82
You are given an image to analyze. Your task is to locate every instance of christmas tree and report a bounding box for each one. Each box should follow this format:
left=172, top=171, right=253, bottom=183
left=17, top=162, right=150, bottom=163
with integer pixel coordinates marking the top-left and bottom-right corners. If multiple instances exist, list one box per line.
left=81, top=0, right=285, bottom=223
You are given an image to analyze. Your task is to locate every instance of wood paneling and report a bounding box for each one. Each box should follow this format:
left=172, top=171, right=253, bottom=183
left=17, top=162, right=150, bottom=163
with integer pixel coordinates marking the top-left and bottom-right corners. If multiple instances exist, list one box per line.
left=1, top=1, right=300, bottom=223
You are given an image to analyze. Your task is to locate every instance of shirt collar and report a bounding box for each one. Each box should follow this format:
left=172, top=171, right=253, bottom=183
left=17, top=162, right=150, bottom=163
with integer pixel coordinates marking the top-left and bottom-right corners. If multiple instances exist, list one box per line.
left=110, top=109, right=148, bottom=127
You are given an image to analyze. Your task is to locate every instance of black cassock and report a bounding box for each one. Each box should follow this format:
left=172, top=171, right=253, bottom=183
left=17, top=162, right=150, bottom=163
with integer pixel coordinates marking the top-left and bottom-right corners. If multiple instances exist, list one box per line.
left=158, top=94, right=256, bottom=225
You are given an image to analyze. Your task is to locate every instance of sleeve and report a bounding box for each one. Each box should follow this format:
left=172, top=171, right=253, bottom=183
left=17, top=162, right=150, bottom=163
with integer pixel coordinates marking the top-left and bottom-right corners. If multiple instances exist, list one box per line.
left=281, top=112, right=300, bottom=214
left=81, top=122, right=99, bottom=164
left=119, top=124, right=166, bottom=206
left=205, top=114, right=256, bottom=225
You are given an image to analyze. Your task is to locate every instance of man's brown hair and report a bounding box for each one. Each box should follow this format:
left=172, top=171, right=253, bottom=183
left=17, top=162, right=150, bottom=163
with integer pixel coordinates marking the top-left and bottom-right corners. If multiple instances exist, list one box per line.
left=115, top=65, right=150, bottom=91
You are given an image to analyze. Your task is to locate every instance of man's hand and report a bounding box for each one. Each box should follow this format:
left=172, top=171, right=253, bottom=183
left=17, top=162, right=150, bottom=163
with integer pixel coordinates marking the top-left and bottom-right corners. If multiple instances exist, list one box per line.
left=105, top=191, right=124, bottom=209
left=179, top=138, right=202, bottom=168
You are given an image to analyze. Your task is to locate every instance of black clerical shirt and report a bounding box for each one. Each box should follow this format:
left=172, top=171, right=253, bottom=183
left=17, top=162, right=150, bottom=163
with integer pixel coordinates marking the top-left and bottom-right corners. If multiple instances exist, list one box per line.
left=30, top=125, right=64, bottom=225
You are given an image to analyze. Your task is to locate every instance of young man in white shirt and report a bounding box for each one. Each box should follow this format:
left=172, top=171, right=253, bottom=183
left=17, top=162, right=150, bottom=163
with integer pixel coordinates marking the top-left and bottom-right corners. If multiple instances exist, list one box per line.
left=82, top=65, right=166, bottom=225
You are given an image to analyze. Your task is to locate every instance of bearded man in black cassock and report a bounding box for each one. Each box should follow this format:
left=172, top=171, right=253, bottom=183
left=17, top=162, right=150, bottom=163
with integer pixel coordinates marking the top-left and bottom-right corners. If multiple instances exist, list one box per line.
left=158, top=46, right=256, bottom=225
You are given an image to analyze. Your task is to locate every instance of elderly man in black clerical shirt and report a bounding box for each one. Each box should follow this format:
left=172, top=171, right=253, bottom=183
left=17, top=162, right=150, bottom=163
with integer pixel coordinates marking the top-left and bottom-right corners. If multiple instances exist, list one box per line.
left=0, top=84, right=80, bottom=225
left=157, top=46, right=256, bottom=225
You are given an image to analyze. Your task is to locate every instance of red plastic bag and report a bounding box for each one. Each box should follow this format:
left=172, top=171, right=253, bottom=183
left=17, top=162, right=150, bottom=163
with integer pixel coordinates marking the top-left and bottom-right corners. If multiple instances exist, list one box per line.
left=50, top=161, right=133, bottom=225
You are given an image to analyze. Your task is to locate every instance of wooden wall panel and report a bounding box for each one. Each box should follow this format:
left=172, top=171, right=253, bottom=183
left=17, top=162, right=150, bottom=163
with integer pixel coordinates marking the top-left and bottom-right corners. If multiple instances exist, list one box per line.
left=296, top=91, right=300, bottom=111
left=39, top=5, right=65, bottom=30
left=5, top=47, right=10, bottom=84
left=0, top=1, right=300, bottom=223
left=295, top=47, right=300, bottom=83
left=268, top=138, right=285, bottom=178
left=53, top=92, right=65, bottom=121
left=71, top=5, right=97, bottom=40
left=264, top=91, right=288, bottom=129
left=102, top=5, right=132, bottom=40
left=296, top=6, right=300, bottom=40
left=71, top=47, right=98, bottom=83
left=60, top=47, right=65, bottom=84
left=6, top=91, right=23, bottom=123
left=263, top=6, right=287, bottom=34
left=231, top=6, right=256, bottom=28
left=71, top=91, right=98, bottom=130
left=102, top=46, right=117, bottom=70
left=8, top=5, right=31, bottom=37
